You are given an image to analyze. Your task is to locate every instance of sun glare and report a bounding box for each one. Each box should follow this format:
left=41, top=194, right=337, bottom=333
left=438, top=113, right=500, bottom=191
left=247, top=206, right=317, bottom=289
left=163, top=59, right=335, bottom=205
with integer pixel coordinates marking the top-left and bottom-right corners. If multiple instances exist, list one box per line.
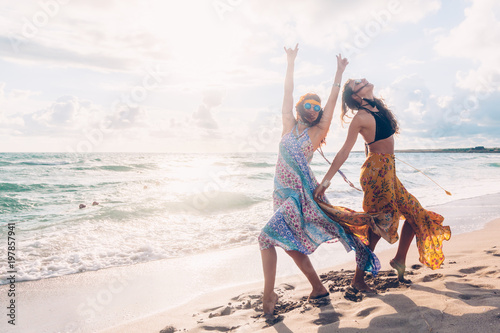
left=142, top=1, right=241, bottom=86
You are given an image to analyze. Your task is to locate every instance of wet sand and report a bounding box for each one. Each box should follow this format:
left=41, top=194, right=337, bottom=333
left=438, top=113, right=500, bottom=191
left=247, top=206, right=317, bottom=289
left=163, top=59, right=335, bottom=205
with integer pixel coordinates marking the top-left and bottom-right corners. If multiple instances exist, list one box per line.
left=104, top=218, right=500, bottom=333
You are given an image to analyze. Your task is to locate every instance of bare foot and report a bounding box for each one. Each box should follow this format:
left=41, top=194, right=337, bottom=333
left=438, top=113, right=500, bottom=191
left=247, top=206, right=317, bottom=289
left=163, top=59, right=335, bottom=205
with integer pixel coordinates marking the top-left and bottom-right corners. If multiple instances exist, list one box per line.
left=308, top=286, right=330, bottom=300
left=351, top=280, right=376, bottom=293
left=263, top=292, right=279, bottom=315
left=390, top=259, right=406, bottom=282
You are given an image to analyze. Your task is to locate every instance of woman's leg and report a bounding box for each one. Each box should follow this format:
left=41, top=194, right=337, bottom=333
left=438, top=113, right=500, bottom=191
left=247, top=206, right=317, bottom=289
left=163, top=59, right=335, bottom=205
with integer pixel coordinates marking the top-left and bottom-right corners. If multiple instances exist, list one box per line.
left=391, top=219, right=416, bottom=281
left=261, top=247, right=279, bottom=315
left=285, top=250, right=329, bottom=299
left=352, top=228, right=381, bottom=291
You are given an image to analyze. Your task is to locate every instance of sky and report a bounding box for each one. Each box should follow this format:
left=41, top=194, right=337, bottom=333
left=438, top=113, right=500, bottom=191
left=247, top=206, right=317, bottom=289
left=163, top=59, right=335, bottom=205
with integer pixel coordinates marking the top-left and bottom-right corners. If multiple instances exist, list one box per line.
left=0, top=0, right=499, bottom=153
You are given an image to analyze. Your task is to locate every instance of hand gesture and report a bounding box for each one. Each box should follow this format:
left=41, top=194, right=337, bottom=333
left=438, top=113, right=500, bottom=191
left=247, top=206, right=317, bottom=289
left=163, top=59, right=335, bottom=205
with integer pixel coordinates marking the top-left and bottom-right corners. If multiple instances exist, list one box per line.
left=336, top=53, right=349, bottom=73
left=284, top=43, right=299, bottom=63
left=313, top=184, right=327, bottom=201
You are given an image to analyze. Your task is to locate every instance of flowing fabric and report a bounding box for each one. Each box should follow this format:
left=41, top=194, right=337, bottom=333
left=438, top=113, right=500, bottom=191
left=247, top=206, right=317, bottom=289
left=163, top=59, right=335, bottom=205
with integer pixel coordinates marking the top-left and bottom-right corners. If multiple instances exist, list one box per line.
left=360, top=153, right=451, bottom=269
left=258, top=126, right=380, bottom=274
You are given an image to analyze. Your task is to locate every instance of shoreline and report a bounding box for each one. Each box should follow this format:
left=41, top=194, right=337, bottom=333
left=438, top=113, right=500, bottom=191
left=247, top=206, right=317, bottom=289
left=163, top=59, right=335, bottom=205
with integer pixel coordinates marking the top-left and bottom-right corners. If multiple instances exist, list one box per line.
left=105, top=217, right=500, bottom=333
left=3, top=191, right=500, bottom=286
left=1, top=193, right=500, bottom=332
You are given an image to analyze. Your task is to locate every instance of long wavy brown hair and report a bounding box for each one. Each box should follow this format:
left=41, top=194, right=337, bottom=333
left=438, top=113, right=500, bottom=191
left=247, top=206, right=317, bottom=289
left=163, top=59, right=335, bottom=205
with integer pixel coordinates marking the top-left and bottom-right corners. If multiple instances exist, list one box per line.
left=341, top=79, right=399, bottom=134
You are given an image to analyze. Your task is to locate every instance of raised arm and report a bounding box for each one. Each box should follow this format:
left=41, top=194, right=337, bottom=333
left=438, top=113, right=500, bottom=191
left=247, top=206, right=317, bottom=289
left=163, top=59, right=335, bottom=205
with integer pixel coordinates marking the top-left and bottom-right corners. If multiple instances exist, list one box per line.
left=313, top=115, right=361, bottom=200
left=282, top=44, right=299, bottom=136
left=316, top=54, right=349, bottom=136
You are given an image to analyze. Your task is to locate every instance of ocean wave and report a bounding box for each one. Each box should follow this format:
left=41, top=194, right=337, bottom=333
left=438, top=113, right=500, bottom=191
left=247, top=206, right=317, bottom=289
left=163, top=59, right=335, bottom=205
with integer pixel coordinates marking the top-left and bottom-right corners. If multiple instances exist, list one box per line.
left=130, top=163, right=158, bottom=170
left=18, top=161, right=71, bottom=166
left=0, top=182, right=85, bottom=193
left=0, top=182, right=46, bottom=192
left=168, top=191, right=263, bottom=214
left=0, top=244, right=172, bottom=285
left=248, top=172, right=274, bottom=180
left=99, top=165, right=134, bottom=172
left=241, top=161, right=275, bottom=168
left=71, top=166, right=99, bottom=171
left=0, top=197, right=34, bottom=213
left=487, top=162, right=500, bottom=168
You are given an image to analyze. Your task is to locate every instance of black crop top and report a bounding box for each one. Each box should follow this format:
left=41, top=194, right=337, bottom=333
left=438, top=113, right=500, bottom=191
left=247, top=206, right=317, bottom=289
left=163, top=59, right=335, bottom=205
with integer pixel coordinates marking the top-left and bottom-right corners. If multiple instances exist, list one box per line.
left=365, top=110, right=395, bottom=145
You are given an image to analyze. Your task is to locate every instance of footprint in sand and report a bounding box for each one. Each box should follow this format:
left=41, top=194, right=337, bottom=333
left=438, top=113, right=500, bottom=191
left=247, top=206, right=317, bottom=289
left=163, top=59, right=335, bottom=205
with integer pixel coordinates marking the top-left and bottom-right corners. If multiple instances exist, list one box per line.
left=356, top=306, right=380, bottom=318
left=208, top=306, right=233, bottom=318
left=278, top=283, right=295, bottom=290
left=423, top=273, right=443, bottom=282
left=275, top=299, right=305, bottom=314
left=457, top=294, right=479, bottom=300
left=262, top=315, right=284, bottom=328
left=202, top=325, right=240, bottom=332
left=344, top=287, right=364, bottom=302
left=159, top=326, right=176, bottom=333
left=203, top=305, right=224, bottom=313
left=312, top=311, right=341, bottom=325
left=459, top=266, right=487, bottom=274
left=484, top=248, right=500, bottom=256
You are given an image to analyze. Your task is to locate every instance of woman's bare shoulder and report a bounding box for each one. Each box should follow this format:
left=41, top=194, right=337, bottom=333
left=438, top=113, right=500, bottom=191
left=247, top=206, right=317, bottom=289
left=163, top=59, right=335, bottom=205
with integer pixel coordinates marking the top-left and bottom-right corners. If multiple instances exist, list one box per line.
left=350, top=110, right=373, bottom=129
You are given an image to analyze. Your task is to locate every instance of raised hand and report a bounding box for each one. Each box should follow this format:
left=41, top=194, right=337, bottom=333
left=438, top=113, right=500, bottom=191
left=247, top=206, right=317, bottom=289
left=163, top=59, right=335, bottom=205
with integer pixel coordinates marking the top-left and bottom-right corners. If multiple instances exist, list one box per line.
left=284, top=43, right=299, bottom=63
left=336, top=53, right=349, bottom=73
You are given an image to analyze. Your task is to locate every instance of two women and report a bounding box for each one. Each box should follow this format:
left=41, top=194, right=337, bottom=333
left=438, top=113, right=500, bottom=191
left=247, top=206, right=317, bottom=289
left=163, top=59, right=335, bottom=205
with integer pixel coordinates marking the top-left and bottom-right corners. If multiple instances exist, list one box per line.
left=313, top=78, right=451, bottom=291
left=258, top=45, right=380, bottom=315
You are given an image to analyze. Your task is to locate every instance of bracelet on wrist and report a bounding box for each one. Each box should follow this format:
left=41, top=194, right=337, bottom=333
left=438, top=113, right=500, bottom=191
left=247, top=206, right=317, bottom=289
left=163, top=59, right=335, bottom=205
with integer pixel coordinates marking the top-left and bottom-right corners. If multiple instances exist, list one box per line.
left=333, top=82, right=341, bottom=88
left=321, top=179, right=331, bottom=188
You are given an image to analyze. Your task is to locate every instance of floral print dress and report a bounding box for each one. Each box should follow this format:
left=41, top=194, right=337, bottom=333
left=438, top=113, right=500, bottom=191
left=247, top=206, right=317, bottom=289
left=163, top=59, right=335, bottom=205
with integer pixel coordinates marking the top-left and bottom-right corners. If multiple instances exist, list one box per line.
left=360, top=153, right=451, bottom=269
left=258, top=125, right=380, bottom=274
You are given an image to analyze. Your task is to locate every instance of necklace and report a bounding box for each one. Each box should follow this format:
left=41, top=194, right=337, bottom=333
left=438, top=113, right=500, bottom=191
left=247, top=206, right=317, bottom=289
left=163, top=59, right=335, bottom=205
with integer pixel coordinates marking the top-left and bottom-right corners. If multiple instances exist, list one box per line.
left=298, top=119, right=310, bottom=127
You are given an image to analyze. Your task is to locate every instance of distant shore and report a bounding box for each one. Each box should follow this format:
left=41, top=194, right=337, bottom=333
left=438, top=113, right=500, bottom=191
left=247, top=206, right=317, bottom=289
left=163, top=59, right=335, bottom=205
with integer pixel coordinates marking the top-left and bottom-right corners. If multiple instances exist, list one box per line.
left=395, top=146, right=500, bottom=153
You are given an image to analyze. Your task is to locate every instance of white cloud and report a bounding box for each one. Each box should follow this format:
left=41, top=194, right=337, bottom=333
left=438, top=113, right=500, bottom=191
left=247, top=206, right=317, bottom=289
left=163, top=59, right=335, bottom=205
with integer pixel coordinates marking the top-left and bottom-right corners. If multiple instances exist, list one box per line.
left=193, top=104, right=218, bottom=130
left=0, top=83, right=40, bottom=128
left=191, top=89, right=226, bottom=130
left=241, top=0, right=441, bottom=51
left=435, top=0, right=500, bottom=92
left=0, top=1, right=170, bottom=72
left=1, top=0, right=499, bottom=152
left=378, top=74, right=500, bottom=148
left=388, top=56, right=425, bottom=69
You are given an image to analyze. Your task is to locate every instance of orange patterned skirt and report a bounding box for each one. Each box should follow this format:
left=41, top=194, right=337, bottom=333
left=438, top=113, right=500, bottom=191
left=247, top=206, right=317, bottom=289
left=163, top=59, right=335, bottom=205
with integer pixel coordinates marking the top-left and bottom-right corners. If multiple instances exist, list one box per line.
left=315, top=202, right=374, bottom=246
left=360, top=153, right=451, bottom=269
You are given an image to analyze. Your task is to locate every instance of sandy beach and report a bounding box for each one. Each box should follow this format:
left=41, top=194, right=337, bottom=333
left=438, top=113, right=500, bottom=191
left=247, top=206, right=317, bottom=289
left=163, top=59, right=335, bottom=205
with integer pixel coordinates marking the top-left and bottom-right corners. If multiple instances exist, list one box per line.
left=102, top=218, right=500, bottom=333
left=2, top=195, right=500, bottom=333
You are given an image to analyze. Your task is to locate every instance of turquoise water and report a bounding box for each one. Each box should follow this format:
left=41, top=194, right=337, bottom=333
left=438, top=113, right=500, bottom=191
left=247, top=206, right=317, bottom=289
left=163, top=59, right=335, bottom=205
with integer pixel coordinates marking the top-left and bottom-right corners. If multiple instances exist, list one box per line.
left=1, top=152, right=500, bottom=284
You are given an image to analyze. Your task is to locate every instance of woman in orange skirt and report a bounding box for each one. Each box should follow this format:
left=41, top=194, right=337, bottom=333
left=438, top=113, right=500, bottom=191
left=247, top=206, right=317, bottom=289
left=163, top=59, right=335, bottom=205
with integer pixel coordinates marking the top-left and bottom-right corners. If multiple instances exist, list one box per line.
left=314, top=78, right=451, bottom=291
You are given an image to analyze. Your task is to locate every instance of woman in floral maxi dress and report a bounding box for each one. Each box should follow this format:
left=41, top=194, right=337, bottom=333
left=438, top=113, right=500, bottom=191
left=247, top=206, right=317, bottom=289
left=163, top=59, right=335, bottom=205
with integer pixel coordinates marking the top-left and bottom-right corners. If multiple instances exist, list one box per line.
left=258, top=46, right=380, bottom=315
